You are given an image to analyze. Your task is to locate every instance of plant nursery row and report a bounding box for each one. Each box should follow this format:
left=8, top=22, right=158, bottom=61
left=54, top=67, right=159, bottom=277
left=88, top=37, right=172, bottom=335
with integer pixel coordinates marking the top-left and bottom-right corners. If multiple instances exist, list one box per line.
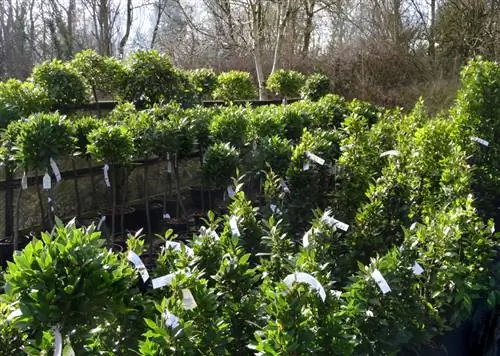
left=0, top=58, right=498, bottom=355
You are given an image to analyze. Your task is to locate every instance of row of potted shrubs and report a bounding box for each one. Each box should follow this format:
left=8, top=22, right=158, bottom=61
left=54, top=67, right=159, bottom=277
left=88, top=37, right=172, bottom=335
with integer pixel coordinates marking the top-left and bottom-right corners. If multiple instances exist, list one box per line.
left=0, top=49, right=330, bottom=129
left=0, top=58, right=498, bottom=354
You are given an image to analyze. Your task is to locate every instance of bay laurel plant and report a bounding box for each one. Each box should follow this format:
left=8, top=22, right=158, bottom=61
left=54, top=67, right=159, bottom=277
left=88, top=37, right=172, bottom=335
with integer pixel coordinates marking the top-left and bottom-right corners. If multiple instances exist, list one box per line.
left=265, top=69, right=306, bottom=98
left=2, top=219, right=138, bottom=354
left=213, top=70, right=257, bottom=101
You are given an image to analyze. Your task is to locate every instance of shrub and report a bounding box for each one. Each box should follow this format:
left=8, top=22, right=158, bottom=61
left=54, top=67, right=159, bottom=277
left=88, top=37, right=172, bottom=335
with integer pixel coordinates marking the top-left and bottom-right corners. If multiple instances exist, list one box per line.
left=0, top=79, right=49, bottom=128
left=2, top=219, right=137, bottom=352
left=188, top=68, right=218, bottom=100
left=301, top=73, right=330, bottom=101
left=71, top=49, right=125, bottom=101
left=119, top=50, right=190, bottom=106
left=87, top=124, right=134, bottom=165
left=15, top=113, right=73, bottom=172
left=31, top=59, right=90, bottom=110
left=266, top=69, right=306, bottom=98
left=209, top=106, right=248, bottom=148
left=202, top=142, right=239, bottom=188
left=213, top=71, right=257, bottom=101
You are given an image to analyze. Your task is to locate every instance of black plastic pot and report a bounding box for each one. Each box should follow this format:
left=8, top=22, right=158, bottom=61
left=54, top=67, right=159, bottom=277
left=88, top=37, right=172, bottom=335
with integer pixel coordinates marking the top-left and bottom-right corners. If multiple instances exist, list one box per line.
left=0, top=241, right=14, bottom=269
left=190, top=187, right=223, bottom=211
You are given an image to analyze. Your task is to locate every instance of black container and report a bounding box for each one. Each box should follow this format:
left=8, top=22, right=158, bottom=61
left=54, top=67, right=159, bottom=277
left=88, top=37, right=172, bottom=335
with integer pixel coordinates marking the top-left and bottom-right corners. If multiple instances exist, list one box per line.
left=190, top=187, right=223, bottom=211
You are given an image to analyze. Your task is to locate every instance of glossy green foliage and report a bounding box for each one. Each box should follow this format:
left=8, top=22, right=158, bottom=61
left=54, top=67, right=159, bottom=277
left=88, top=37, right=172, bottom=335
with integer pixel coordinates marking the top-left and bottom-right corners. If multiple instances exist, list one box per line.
left=15, top=112, right=73, bottom=171
left=0, top=79, right=49, bottom=128
left=209, top=106, right=248, bottom=148
left=31, top=59, right=89, bottom=110
left=300, top=73, right=330, bottom=101
left=87, top=124, right=134, bottom=165
left=202, top=142, right=239, bottom=188
left=188, top=68, right=218, bottom=100
left=2, top=219, right=137, bottom=349
left=213, top=70, right=257, bottom=101
left=266, top=69, right=306, bottom=98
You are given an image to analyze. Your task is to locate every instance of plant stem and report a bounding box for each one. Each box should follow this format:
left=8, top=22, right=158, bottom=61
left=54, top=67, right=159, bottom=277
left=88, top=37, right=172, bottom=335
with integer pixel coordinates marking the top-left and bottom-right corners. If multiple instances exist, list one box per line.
left=35, top=170, right=45, bottom=229
left=72, top=158, right=81, bottom=219
left=111, top=166, right=116, bottom=242
left=13, top=187, right=23, bottom=250
left=88, top=159, right=97, bottom=210
left=120, top=165, right=128, bottom=235
left=144, top=163, right=153, bottom=256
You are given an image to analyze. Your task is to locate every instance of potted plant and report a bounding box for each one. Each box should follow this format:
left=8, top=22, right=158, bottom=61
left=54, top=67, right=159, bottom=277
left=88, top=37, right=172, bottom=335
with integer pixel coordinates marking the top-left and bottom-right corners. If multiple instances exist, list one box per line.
left=87, top=123, right=134, bottom=240
left=14, top=113, right=73, bottom=230
left=202, top=142, right=239, bottom=209
left=265, top=69, right=306, bottom=99
left=2, top=219, right=137, bottom=353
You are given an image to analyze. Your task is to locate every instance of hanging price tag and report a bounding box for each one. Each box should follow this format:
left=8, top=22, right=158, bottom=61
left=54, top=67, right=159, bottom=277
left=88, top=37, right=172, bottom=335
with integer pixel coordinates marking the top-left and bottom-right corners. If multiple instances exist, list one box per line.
left=21, top=172, right=28, bottom=190
left=302, top=229, right=312, bottom=247
left=152, top=273, right=176, bottom=289
left=371, top=269, right=391, bottom=294
left=412, top=262, right=424, bottom=275
left=270, top=204, right=282, bottom=215
left=280, top=178, right=290, bottom=193
left=96, top=215, right=106, bottom=230
left=163, top=311, right=180, bottom=329
left=380, top=150, right=400, bottom=157
left=6, top=309, right=22, bottom=322
left=53, top=327, right=63, bottom=356
left=303, top=161, right=310, bottom=171
left=283, top=272, right=326, bottom=302
left=229, top=215, right=240, bottom=237
left=103, top=164, right=111, bottom=188
left=470, top=136, right=489, bottom=147
left=306, top=151, right=325, bottom=165
left=182, top=289, right=197, bottom=310
left=127, top=251, right=149, bottom=282
left=163, top=213, right=171, bottom=220
left=42, top=173, right=51, bottom=190
left=50, top=157, right=61, bottom=182
left=321, top=211, right=349, bottom=231
left=227, top=185, right=235, bottom=197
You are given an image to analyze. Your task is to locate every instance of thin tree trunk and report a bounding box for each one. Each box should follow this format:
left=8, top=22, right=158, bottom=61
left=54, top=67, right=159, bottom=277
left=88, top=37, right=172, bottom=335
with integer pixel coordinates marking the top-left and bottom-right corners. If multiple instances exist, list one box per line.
left=120, top=166, right=128, bottom=235
left=35, top=170, right=45, bottom=229
left=119, top=0, right=133, bottom=58
left=111, top=167, right=116, bottom=242
left=14, top=187, right=22, bottom=250
left=144, top=164, right=153, bottom=256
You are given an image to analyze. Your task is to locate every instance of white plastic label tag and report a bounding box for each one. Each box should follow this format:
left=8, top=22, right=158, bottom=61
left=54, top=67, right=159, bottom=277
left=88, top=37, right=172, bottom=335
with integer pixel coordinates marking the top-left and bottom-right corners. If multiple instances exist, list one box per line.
left=303, top=161, right=310, bottom=171
left=283, top=272, right=326, bottom=302
left=163, top=213, right=171, bottom=220
left=182, top=289, right=197, bottom=310
left=167, top=160, right=172, bottom=173
left=471, top=136, right=489, bottom=147
left=302, top=229, right=312, bottom=247
left=371, top=269, right=391, bottom=294
left=321, top=211, right=349, bottom=231
left=127, top=251, right=149, bottom=282
left=229, top=215, right=240, bottom=237
left=96, top=216, right=106, bottom=230
left=380, top=150, right=400, bottom=157
left=103, top=164, right=111, bottom=188
left=227, top=185, right=235, bottom=197
left=165, top=241, right=194, bottom=258
left=53, top=327, right=63, bottom=356
left=21, top=172, right=28, bottom=190
left=163, top=311, right=180, bottom=329
left=6, top=309, right=22, bottom=322
left=50, top=157, right=61, bottom=182
left=412, top=262, right=424, bottom=275
left=280, top=178, right=290, bottom=193
left=152, top=273, right=175, bottom=289
left=42, top=173, right=51, bottom=190
left=270, top=204, right=282, bottom=215
left=306, top=151, right=325, bottom=165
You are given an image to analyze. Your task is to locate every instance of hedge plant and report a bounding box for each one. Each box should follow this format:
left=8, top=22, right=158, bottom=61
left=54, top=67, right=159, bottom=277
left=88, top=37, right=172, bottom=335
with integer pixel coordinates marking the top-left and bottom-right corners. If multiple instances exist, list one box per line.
left=202, top=143, right=239, bottom=188
left=266, top=69, right=306, bottom=98
left=31, top=59, right=89, bottom=110
left=213, top=70, right=256, bottom=101
left=301, top=73, right=330, bottom=101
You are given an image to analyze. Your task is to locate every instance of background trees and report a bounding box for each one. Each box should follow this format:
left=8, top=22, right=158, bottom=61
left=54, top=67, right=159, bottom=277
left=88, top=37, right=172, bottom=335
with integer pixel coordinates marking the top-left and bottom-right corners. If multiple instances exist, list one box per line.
left=1, top=0, right=499, bottom=108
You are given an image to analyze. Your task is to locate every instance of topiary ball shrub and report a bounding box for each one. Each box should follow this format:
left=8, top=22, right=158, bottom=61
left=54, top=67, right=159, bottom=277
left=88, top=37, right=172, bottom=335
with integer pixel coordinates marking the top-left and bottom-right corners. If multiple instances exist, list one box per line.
left=15, top=112, right=74, bottom=172
left=188, top=68, right=218, bottom=100
left=2, top=219, right=137, bottom=350
left=213, top=71, right=257, bottom=101
left=87, top=124, right=134, bottom=165
left=31, top=59, right=90, bottom=110
left=209, top=106, right=248, bottom=148
left=119, top=50, right=191, bottom=107
left=71, top=49, right=126, bottom=101
left=202, top=142, right=239, bottom=188
left=0, top=79, right=50, bottom=129
left=301, top=73, right=330, bottom=101
left=266, top=69, right=306, bottom=98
